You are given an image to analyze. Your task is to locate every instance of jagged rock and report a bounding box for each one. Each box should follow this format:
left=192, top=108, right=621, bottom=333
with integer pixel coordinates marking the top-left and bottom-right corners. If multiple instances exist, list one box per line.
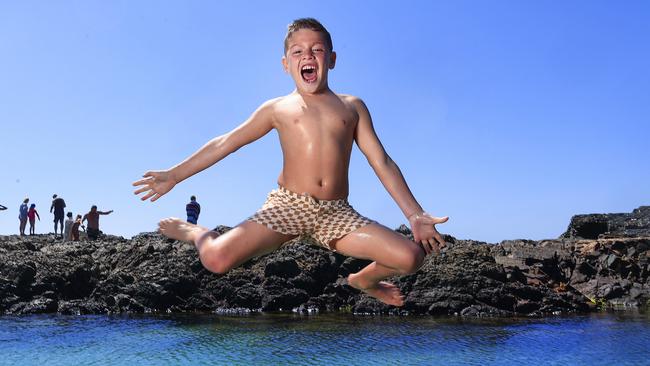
left=264, top=258, right=300, bottom=278
left=0, top=206, right=649, bottom=316
left=561, top=206, right=650, bottom=239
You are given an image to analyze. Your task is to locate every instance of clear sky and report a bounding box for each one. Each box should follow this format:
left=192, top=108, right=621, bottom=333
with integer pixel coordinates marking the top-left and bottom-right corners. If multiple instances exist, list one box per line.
left=1, top=1, right=648, bottom=243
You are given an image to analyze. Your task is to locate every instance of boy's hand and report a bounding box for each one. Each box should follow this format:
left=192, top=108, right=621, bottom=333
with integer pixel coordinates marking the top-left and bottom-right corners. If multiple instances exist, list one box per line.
left=132, top=170, right=177, bottom=202
left=408, top=212, right=448, bottom=255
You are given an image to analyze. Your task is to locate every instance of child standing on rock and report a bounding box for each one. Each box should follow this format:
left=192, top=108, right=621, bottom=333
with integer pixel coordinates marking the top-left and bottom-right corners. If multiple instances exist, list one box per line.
left=27, top=203, right=40, bottom=235
left=134, top=18, right=447, bottom=306
left=71, top=214, right=84, bottom=241
left=64, top=212, right=74, bottom=241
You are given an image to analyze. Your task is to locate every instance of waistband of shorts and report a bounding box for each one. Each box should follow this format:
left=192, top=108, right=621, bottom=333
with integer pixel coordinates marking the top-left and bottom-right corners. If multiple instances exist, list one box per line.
left=276, top=185, right=349, bottom=207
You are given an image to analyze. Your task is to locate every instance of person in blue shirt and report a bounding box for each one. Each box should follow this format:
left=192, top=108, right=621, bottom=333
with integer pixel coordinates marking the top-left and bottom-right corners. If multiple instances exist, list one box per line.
left=18, top=198, right=29, bottom=236
left=186, top=196, right=201, bottom=224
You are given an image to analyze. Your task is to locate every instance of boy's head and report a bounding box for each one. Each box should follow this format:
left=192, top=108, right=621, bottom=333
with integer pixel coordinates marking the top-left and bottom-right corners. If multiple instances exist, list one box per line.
left=30, top=203, right=35, bottom=208
left=282, top=18, right=336, bottom=94
left=91, top=205, right=97, bottom=212
left=284, top=18, right=333, bottom=55
left=191, top=195, right=196, bottom=201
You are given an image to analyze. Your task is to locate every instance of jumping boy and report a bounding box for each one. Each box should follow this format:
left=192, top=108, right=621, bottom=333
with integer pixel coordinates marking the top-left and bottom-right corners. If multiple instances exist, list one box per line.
left=133, top=18, right=448, bottom=306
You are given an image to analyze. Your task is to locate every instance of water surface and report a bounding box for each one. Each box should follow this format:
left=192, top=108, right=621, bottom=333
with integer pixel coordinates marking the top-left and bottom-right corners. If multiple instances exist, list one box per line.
left=1, top=312, right=649, bottom=365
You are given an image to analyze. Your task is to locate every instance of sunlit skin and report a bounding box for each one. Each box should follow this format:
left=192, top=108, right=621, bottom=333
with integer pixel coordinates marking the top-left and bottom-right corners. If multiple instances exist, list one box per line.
left=133, top=28, right=448, bottom=307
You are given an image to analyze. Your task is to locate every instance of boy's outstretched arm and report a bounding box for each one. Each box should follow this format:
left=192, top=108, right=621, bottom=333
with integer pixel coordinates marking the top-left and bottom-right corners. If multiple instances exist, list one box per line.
left=133, top=100, right=277, bottom=202
left=352, top=97, right=448, bottom=255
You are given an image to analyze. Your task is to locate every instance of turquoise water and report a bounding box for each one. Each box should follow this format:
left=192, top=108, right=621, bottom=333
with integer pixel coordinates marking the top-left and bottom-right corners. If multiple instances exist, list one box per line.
left=1, top=312, right=649, bottom=365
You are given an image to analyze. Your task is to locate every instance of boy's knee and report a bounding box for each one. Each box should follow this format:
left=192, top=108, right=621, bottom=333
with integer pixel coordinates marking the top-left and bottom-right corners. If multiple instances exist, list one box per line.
left=401, top=246, right=425, bottom=275
left=198, top=245, right=232, bottom=275
left=200, top=255, right=231, bottom=275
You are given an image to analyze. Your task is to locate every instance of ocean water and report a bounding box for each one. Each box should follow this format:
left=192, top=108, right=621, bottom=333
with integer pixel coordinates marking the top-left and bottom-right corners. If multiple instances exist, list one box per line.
left=1, top=312, right=649, bottom=366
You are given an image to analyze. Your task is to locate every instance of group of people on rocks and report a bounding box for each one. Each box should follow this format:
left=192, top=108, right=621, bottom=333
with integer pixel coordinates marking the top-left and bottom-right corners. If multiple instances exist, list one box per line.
left=14, top=194, right=113, bottom=240
left=2, top=194, right=198, bottom=239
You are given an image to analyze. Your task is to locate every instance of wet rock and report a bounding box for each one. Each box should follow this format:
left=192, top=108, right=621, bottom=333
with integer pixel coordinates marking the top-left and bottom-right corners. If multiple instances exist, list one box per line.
left=460, top=304, right=511, bottom=317
left=10, top=297, right=58, bottom=314
left=262, top=288, right=310, bottom=311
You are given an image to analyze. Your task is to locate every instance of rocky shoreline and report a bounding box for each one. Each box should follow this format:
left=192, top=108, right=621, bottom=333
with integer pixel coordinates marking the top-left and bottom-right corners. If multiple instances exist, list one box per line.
left=1, top=207, right=649, bottom=316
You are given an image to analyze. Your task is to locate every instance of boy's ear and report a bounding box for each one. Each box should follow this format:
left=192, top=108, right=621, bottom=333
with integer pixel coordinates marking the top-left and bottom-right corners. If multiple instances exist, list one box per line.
left=282, top=56, right=289, bottom=73
left=328, top=51, right=337, bottom=69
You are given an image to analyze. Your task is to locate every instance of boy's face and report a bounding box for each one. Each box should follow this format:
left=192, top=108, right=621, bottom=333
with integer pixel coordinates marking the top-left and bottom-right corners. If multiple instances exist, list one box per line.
left=282, top=29, right=336, bottom=95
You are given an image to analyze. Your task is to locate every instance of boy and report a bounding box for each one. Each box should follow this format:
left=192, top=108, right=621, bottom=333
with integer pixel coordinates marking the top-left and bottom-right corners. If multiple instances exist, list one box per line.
left=133, top=18, right=447, bottom=306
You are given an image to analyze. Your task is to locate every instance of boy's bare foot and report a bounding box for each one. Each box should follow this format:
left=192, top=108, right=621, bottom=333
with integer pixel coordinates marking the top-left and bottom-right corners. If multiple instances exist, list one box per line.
left=347, top=273, right=405, bottom=307
left=158, top=217, right=209, bottom=243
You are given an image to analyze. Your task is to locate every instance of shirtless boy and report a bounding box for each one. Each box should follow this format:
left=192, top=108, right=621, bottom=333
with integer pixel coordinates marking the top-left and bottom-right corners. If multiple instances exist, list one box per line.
left=133, top=18, right=448, bottom=306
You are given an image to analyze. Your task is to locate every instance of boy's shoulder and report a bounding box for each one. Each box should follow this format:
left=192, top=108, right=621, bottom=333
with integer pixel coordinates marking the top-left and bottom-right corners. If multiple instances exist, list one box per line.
left=262, top=92, right=367, bottom=110
left=336, top=93, right=368, bottom=110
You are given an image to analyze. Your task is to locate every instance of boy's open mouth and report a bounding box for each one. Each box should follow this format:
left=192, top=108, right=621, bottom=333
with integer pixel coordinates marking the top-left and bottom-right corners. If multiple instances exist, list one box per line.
left=300, top=65, right=317, bottom=83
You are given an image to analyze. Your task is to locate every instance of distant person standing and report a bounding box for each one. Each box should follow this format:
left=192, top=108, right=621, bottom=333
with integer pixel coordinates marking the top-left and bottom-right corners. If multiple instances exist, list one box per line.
left=63, top=212, right=74, bottom=241
left=18, top=198, right=29, bottom=236
left=186, top=196, right=201, bottom=224
left=50, top=194, right=66, bottom=238
left=71, top=214, right=84, bottom=241
left=82, top=205, right=113, bottom=240
left=27, top=203, right=40, bottom=235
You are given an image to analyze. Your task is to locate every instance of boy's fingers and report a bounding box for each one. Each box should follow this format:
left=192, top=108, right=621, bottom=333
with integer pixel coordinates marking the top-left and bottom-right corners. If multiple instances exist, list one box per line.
left=150, top=193, right=162, bottom=202
left=434, top=232, right=445, bottom=247
left=420, top=240, right=430, bottom=254
left=141, top=190, right=156, bottom=201
left=429, top=239, right=441, bottom=254
left=133, top=186, right=149, bottom=195
left=132, top=177, right=152, bottom=186
left=432, top=216, right=449, bottom=224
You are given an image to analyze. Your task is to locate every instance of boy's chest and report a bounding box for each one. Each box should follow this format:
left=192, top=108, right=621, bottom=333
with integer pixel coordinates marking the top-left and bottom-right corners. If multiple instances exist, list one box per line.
left=277, top=102, right=358, bottom=137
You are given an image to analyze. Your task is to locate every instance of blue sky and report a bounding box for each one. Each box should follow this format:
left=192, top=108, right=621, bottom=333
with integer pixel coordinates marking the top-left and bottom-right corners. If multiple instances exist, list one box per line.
left=0, top=1, right=648, bottom=243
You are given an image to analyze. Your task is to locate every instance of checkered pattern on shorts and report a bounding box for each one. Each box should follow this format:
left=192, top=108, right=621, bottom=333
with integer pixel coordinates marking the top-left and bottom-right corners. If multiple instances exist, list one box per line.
left=247, top=185, right=375, bottom=250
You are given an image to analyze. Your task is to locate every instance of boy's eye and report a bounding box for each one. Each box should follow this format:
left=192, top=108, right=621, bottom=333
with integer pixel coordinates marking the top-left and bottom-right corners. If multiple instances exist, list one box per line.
left=293, top=50, right=302, bottom=55
left=313, top=48, right=323, bottom=53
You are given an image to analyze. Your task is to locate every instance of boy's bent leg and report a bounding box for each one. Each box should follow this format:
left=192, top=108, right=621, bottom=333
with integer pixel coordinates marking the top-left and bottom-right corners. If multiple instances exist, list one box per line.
left=159, top=218, right=296, bottom=275
left=331, top=223, right=425, bottom=306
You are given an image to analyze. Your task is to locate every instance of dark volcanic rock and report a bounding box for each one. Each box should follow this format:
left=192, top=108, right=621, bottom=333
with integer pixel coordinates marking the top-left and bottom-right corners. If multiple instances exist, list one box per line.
left=1, top=206, right=649, bottom=316
left=561, top=206, right=650, bottom=239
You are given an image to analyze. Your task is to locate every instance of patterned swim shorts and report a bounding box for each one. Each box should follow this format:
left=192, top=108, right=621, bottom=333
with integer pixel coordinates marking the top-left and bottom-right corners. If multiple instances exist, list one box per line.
left=247, top=185, right=375, bottom=250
